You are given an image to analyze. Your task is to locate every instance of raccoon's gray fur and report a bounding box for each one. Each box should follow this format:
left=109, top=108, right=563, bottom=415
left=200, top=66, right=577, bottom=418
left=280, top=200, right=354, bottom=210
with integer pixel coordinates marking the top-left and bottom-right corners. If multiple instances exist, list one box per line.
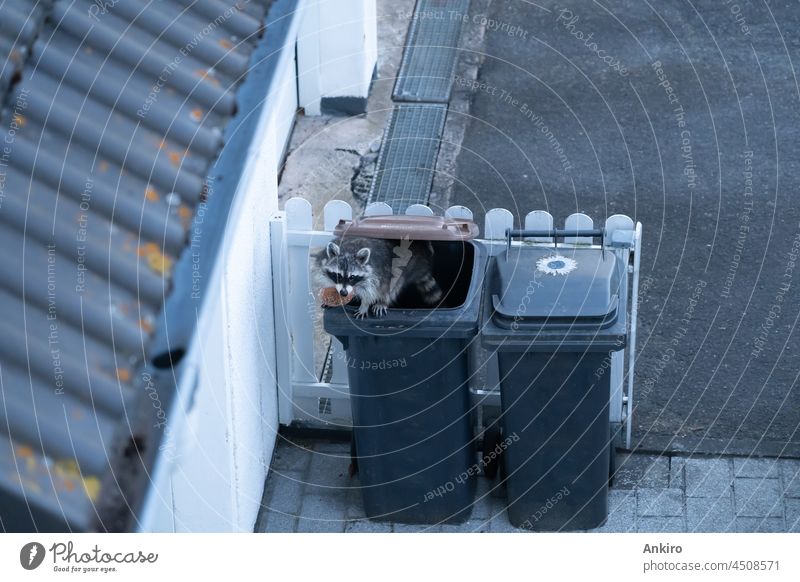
left=315, top=236, right=443, bottom=317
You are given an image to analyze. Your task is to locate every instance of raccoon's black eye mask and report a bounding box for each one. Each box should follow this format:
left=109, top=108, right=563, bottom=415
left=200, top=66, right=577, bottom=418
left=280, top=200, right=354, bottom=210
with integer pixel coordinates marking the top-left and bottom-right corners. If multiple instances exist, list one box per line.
left=324, top=270, right=363, bottom=285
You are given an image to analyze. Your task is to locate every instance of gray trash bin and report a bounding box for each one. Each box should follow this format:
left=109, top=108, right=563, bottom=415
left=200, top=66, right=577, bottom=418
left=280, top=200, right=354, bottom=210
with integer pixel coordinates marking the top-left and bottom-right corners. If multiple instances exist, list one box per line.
left=481, top=230, right=628, bottom=531
left=323, top=215, right=487, bottom=524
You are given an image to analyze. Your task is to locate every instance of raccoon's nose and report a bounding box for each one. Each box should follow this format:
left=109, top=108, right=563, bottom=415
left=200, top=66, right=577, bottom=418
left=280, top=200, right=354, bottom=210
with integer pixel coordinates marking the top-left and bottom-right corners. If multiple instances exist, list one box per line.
left=339, top=288, right=349, bottom=297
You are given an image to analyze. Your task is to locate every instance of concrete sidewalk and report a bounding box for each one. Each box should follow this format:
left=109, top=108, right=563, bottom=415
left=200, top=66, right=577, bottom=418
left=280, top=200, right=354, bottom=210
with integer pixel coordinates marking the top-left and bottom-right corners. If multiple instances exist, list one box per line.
left=255, top=437, right=800, bottom=533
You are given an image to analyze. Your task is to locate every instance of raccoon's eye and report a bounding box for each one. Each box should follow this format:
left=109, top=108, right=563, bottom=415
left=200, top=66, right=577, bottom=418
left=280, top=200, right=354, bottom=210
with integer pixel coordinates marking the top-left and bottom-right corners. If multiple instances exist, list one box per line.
left=348, top=275, right=362, bottom=284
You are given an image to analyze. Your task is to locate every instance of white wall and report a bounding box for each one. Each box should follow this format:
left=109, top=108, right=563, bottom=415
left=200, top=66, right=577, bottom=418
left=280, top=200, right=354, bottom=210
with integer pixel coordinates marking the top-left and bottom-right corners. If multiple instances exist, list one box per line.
left=140, top=0, right=378, bottom=533
left=139, top=22, right=298, bottom=535
left=297, top=0, right=378, bottom=114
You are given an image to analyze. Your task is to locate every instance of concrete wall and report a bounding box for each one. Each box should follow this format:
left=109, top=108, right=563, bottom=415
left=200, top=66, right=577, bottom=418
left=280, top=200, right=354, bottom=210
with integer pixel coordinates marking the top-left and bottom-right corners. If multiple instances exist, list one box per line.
left=297, top=0, right=378, bottom=115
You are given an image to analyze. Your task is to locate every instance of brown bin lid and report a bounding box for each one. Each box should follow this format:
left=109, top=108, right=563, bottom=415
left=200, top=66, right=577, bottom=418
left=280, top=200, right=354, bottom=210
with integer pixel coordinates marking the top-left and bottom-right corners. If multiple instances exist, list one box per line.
left=332, top=215, right=479, bottom=241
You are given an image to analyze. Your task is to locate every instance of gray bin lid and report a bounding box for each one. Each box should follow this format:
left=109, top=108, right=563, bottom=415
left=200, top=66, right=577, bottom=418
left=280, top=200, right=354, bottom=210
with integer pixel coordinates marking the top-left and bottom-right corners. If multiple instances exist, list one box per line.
left=490, top=247, right=621, bottom=328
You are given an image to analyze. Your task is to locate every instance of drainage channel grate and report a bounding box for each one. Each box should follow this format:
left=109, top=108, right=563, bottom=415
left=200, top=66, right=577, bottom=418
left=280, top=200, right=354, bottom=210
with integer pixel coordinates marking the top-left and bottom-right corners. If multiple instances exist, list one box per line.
left=368, top=104, right=448, bottom=212
left=393, top=0, right=469, bottom=103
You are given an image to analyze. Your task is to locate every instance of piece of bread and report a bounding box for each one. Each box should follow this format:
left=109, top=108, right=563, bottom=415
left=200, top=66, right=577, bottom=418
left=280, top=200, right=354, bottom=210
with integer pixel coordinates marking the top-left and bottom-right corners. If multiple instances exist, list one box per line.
left=320, top=286, right=354, bottom=306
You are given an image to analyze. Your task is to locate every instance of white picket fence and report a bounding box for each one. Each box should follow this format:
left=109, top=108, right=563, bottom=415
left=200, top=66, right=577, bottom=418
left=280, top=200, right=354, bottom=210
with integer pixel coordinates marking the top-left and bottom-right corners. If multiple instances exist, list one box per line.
left=270, top=197, right=642, bottom=449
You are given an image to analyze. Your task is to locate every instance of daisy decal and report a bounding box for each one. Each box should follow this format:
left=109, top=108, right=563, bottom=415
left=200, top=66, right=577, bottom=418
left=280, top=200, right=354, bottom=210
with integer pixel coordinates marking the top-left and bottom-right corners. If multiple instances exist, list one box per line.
left=536, top=254, right=578, bottom=276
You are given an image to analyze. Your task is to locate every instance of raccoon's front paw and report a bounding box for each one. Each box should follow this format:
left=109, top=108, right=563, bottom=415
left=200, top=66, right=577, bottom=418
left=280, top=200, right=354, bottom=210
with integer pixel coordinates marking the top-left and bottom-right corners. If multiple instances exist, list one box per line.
left=355, top=304, right=370, bottom=319
left=371, top=303, right=388, bottom=317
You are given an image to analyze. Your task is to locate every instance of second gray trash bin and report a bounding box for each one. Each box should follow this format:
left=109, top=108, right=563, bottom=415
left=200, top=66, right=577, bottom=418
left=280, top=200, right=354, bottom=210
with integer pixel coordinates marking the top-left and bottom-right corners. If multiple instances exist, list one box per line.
left=482, top=231, right=628, bottom=531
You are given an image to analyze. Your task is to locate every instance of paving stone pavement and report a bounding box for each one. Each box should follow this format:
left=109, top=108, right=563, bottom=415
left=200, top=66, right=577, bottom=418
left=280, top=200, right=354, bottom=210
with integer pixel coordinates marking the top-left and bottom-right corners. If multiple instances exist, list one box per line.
left=255, top=438, right=800, bottom=533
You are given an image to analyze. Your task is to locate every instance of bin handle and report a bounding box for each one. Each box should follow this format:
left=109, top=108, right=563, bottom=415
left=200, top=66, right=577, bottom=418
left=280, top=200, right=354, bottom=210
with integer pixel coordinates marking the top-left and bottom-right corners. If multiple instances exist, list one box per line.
left=505, top=228, right=605, bottom=255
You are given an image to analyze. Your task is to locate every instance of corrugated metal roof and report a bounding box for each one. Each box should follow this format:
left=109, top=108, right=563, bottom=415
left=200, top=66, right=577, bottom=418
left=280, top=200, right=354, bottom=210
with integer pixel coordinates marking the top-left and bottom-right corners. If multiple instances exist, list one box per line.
left=0, top=0, right=272, bottom=531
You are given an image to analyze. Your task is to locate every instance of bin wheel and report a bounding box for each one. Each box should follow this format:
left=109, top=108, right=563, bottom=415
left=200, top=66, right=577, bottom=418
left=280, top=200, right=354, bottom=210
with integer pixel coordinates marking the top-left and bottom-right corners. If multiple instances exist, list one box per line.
left=482, top=422, right=503, bottom=480
left=349, top=433, right=358, bottom=477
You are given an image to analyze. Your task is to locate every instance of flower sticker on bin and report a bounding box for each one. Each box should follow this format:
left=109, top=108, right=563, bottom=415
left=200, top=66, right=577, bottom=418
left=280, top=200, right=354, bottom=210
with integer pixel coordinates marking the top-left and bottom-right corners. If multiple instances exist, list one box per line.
left=536, top=254, right=578, bottom=276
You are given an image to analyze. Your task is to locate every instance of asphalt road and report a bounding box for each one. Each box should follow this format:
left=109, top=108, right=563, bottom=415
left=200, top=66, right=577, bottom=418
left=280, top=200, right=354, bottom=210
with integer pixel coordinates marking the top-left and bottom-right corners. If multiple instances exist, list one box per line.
left=449, top=0, right=800, bottom=456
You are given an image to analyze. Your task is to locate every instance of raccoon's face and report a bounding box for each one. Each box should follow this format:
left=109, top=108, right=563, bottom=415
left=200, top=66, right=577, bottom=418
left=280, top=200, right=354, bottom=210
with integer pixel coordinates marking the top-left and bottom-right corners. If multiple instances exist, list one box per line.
left=320, top=242, right=372, bottom=297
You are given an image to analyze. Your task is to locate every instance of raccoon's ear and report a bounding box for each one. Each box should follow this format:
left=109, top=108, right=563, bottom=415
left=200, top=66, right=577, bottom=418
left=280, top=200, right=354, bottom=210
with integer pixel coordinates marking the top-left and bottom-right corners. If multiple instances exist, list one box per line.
left=356, top=247, right=371, bottom=265
left=326, top=242, right=340, bottom=259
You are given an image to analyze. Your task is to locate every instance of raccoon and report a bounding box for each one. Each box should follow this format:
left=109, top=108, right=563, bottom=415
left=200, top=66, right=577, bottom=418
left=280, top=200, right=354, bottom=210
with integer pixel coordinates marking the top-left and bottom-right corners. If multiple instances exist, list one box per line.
left=315, top=236, right=443, bottom=317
